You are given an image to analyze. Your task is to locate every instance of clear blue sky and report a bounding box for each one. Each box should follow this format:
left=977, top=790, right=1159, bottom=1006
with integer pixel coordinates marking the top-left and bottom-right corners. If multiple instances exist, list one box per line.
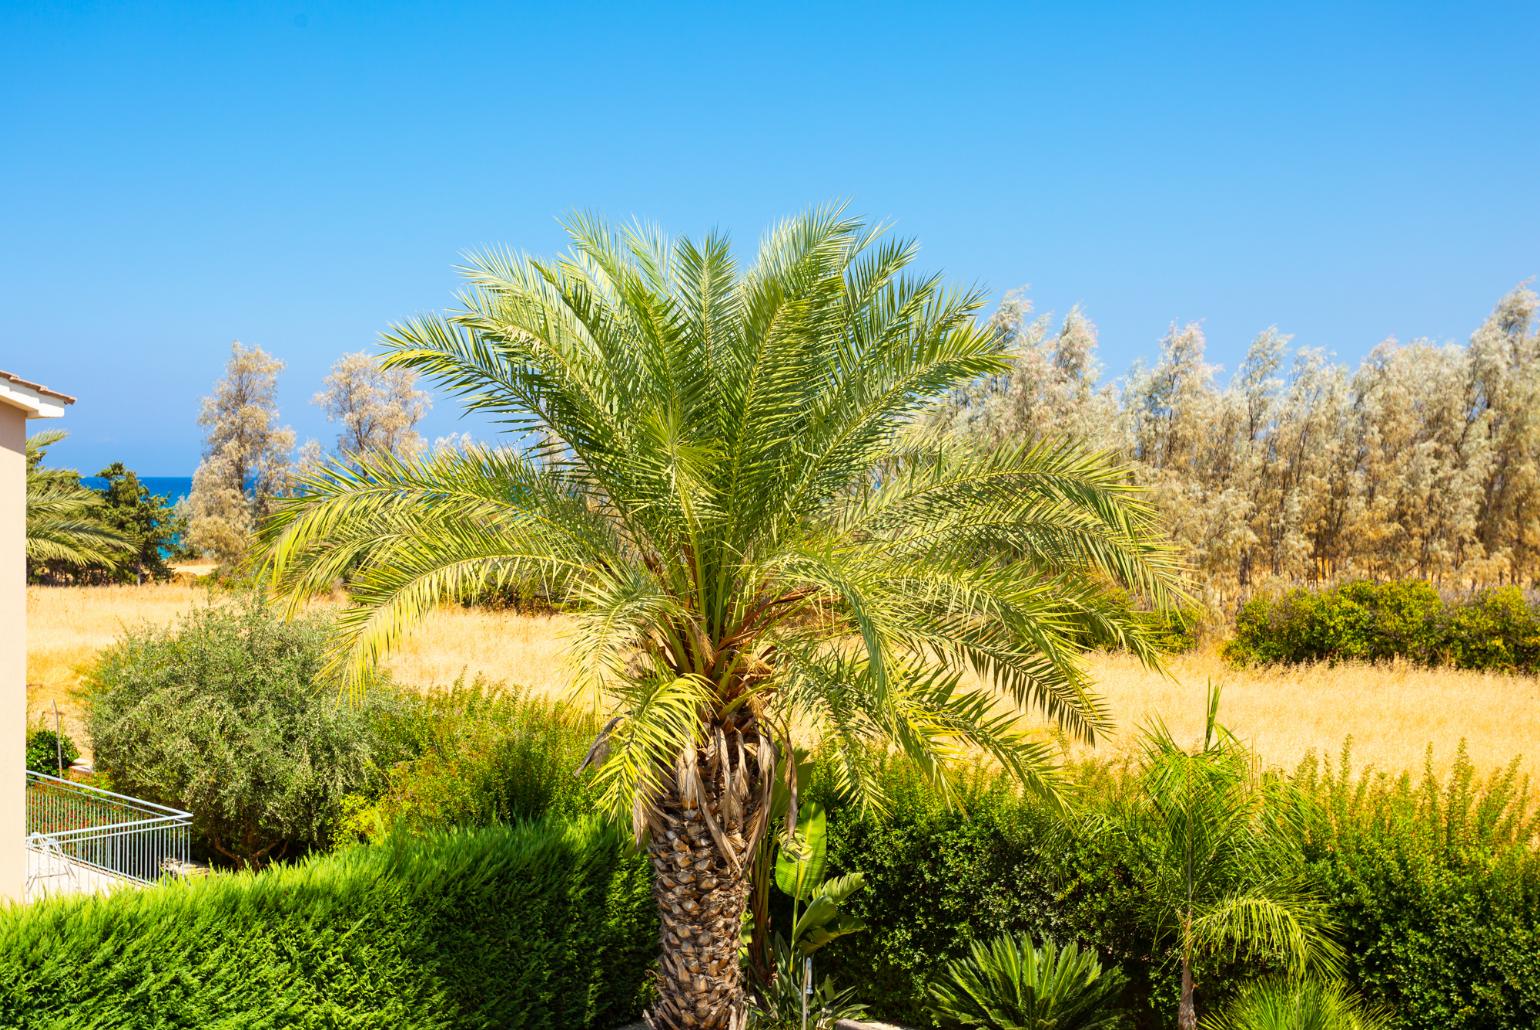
left=3, top=1, right=1536, bottom=473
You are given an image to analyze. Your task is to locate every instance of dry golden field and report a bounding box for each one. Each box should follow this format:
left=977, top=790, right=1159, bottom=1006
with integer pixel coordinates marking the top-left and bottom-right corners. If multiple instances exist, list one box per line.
left=25, top=583, right=1540, bottom=780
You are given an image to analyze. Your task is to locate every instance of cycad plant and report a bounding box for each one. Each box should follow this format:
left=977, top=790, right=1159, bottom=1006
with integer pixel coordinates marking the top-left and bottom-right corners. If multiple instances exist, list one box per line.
left=1114, top=689, right=1340, bottom=1030
left=928, top=935, right=1126, bottom=1030
left=26, top=430, right=128, bottom=575
left=260, top=209, right=1185, bottom=1029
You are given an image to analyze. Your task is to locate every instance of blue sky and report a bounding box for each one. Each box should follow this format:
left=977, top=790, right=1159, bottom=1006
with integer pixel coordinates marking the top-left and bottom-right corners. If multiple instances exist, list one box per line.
left=3, top=1, right=1536, bottom=473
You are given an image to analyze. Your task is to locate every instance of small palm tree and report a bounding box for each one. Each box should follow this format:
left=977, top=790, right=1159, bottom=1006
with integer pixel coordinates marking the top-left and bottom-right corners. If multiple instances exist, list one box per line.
left=26, top=431, right=128, bottom=574
left=260, top=209, right=1185, bottom=1029
left=1113, top=689, right=1340, bottom=1030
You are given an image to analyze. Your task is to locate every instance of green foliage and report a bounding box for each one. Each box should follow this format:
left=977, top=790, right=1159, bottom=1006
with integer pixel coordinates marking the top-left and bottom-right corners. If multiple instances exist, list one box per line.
left=24, top=727, right=79, bottom=775
left=0, top=817, right=656, bottom=1029
left=261, top=209, right=1188, bottom=816
left=92, top=461, right=179, bottom=582
left=339, top=677, right=600, bottom=841
left=1292, top=745, right=1540, bottom=1030
left=770, top=803, right=867, bottom=959
left=750, top=948, right=869, bottom=1030
left=1198, top=978, right=1390, bottom=1030
left=1224, top=580, right=1540, bottom=672
left=1438, top=586, right=1540, bottom=671
left=1110, top=690, right=1339, bottom=1027
left=805, top=746, right=1540, bottom=1029
left=25, top=430, right=130, bottom=581
left=83, top=600, right=401, bottom=867
left=1139, top=604, right=1204, bottom=654
left=927, top=935, right=1127, bottom=1030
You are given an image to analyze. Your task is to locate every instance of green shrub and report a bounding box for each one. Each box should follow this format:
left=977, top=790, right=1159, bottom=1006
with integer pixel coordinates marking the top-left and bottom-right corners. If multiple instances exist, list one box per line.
left=24, top=726, right=79, bottom=775
left=807, top=748, right=1540, bottom=1030
left=1224, top=580, right=1540, bottom=672
left=928, top=935, right=1126, bottom=1029
left=339, top=677, right=599, bottom=841
left=0, top=817, right=655, bottom=1029
left=1199, top=978, right=1390, bottom=1030
left=1439, top=586, right=1540, bottom=671
left=83, top=599, right=404, bottom=867
left=1293, top=746, right=1540, bottom=1029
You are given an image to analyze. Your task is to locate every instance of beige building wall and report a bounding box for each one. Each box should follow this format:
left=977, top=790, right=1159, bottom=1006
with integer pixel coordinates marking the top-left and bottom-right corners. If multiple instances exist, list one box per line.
left=0, top=405, right=24, bottom=902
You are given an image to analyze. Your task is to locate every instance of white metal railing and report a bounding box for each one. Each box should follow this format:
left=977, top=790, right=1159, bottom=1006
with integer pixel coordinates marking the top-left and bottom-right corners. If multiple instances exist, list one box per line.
left=25, top=771, right=192, bottom=887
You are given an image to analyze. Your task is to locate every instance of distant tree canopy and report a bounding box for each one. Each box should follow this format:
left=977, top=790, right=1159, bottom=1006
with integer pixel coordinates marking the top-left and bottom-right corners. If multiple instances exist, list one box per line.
left=94, top=462, right=180, bottom=582
left=185, top=341, right=296, bottom=566
left=931, top=285, right=1540, bottom=604
left=313, top=351, right=430, bottom=459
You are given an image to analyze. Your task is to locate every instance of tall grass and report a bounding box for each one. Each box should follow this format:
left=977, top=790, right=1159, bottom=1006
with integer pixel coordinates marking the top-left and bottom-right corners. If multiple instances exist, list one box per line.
left=27, top=584, right=1539, bottom=781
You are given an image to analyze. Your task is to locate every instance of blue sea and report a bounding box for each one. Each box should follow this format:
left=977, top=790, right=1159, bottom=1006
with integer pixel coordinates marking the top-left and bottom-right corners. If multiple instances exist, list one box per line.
left=81, top=475, right=193, bottom=507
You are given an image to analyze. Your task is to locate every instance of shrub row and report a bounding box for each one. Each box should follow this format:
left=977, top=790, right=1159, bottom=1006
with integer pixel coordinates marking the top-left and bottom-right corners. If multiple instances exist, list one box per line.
left=1224, top=580, right=1540, bottom=671
left=805, top=750, right=1540, bottom=1030
left=0, top=817, right=656, bottom=1030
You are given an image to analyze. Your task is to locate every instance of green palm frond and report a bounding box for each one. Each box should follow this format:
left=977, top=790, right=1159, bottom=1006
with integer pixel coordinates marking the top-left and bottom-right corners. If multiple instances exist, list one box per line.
left=258, top=208, right=1190, bottom=820
left=26, top=432, right=130, bottom=570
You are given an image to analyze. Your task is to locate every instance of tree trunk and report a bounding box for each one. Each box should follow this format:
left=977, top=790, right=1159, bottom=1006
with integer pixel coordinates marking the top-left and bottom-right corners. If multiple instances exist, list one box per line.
left=644, top=721, right=771, bottom=1030
left=1177, top=957, right=1196, bottom=1030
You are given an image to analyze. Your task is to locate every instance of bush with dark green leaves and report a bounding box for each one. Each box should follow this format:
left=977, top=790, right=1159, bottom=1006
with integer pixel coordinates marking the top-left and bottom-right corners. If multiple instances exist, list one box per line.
left=805, top=748, right=1540, bottom=1029
left=24, top=727, right=79, bottom=775
left=0, top=817, right=655, bottom=1029
left=83, top=600, right=404, bottom=867
left=92, top=462, right=180, bottom=582
left=1224, top=580, right=1540, bottom=672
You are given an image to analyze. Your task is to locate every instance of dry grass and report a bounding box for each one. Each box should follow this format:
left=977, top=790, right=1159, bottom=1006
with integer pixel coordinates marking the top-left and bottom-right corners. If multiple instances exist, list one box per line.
left=26, top=584, right=1539, bottom=780
left=1057, top=650, right=1540, bottom=781
left=26, top=582, right=216, bottom=746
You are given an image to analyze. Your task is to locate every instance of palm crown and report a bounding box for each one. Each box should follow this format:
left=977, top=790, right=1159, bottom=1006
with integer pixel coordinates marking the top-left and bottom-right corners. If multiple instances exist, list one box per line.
left=27, top=430, right=129, bottom=572
left=261, top=208, right=1184, bottom=1028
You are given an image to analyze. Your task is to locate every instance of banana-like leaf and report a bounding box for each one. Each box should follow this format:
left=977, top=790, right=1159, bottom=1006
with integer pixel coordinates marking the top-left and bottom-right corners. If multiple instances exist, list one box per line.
left=791, top=872, right=868, bottom=955
left=774, top=801, right=827, bottom=899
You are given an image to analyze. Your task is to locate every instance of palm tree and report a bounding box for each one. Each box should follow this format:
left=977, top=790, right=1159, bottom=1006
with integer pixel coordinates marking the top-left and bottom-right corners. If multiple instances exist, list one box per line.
left=259, top=209, right=1185, bottom=1029
left=26, top=431, right=128, bottom=574
left=1112, top=688, right=1341, bottom=1030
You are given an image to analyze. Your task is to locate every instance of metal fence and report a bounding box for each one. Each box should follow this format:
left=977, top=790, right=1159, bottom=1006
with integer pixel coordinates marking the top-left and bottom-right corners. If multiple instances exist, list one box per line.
left=25, top=771, right=192, bottom=886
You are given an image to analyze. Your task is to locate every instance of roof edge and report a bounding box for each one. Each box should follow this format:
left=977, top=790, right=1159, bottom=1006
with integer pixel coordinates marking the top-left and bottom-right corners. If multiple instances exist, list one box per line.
left=0, top=370, right=74, bottom=418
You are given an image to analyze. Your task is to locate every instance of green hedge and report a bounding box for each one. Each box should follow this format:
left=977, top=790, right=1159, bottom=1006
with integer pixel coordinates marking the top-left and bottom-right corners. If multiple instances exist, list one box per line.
left=0, top=818, right=656, bottom=1029
left=806, top=753, right=1540, bottom=1030
left=1224, top=580, right=1540, bottom=671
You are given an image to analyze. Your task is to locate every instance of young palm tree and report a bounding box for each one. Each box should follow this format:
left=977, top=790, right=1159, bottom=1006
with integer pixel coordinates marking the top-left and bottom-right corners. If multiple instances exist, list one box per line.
left=259, top=209, right=1185, bottom=1029
left=1114, top=689, right=1341, bottom=1030
left=26, top=430, right=129, bottom=573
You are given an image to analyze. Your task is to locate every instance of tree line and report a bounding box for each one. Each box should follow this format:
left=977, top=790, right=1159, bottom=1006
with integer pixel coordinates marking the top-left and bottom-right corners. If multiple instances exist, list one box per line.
left=183, top=343, right=435, bottom=565
left=24, top=346, right=437, bottom=579
left=929, top=284, right=1540, bottom=606
left=36, top=283, right=1539, bottom=600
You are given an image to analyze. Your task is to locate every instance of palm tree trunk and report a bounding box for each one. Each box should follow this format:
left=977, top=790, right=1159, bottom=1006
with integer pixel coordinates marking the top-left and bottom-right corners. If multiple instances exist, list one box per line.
left=1177, top=957, right=1196, bottom=1030
left=644, top=722, right=770, bottom=1030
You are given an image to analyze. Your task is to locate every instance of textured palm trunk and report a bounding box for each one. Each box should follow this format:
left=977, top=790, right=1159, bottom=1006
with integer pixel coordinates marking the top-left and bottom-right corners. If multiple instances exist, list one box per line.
left=644, top=721, right=771, bottom=1030
left=1177, top=958, right=1196, bottom=1030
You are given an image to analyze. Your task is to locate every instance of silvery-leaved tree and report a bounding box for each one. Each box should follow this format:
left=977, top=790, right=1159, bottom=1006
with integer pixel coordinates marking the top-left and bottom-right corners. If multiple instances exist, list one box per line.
left=258, top=209, right=1185, bottom=1030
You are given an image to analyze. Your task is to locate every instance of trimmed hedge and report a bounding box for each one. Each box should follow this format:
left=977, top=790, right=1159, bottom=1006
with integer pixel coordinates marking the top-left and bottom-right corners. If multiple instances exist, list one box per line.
left=1224, top=580, right=1540, bottom=671
left=0, top=818, right=656, bottom=1029
left=806, top=753, right=1540, bottom=1030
